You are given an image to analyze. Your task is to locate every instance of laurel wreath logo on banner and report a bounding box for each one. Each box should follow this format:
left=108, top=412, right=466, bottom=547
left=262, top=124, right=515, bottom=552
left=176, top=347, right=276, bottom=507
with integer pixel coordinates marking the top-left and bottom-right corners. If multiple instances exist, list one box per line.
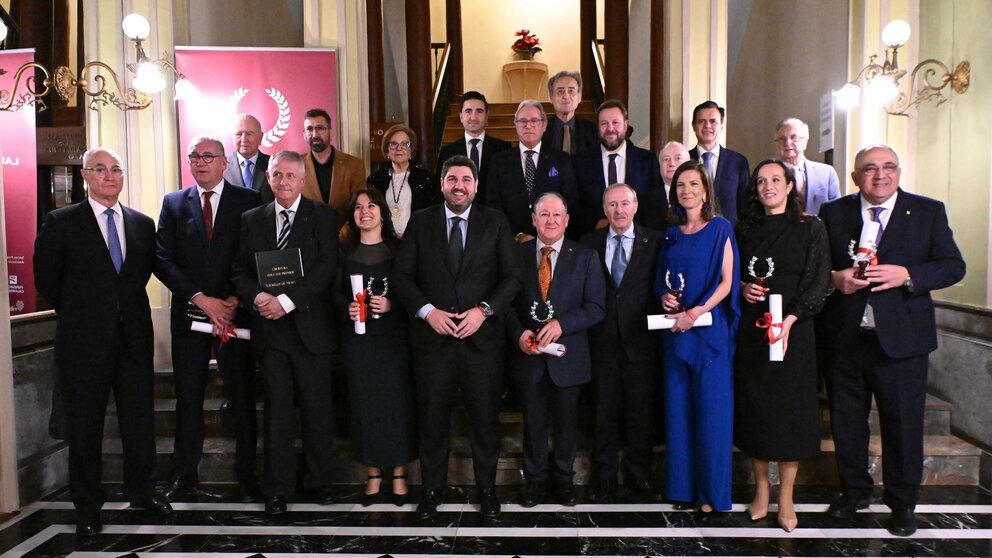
left=229, top=87, right=291, bottom=148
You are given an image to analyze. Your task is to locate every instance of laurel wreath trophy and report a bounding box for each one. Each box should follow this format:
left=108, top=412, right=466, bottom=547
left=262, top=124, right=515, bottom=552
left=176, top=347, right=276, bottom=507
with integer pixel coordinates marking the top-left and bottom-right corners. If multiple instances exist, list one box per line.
left=665, top=270, right=686, bottom=313
left=848, top=239, right=878, bottom=280
left=365, top=276, right=389, bottom=319
left=747, top=256, right=775, bottom=302
left=529, top=300, right=555, bottom=324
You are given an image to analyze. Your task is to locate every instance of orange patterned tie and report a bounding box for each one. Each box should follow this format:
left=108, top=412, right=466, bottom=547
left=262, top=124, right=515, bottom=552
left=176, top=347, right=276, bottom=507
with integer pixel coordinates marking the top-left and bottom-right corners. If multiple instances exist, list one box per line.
left=538, top=246, right=553, bottom=301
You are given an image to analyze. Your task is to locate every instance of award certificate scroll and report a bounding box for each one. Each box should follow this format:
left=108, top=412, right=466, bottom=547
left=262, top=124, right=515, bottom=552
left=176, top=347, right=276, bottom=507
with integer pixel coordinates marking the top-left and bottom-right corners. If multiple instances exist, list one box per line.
left=350, top=274, right=367, bottom=335
left=646, top=312, right=713, bottom=330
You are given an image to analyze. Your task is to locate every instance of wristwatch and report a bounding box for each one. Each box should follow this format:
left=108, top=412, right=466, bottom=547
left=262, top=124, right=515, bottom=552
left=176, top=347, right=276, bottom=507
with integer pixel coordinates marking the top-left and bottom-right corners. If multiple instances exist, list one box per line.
left=903, top=274, right=914, bottom=292
left=478, top=301, right=494, bottom=318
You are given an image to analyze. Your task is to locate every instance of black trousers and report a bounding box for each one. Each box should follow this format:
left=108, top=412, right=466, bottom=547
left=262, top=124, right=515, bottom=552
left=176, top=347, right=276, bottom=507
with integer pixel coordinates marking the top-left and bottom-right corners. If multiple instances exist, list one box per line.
left=60, top=325, right=156, bottom=521
left=171, top=330, right=257, bottom=483
left=415, top=340, right=503, bottom=492
left=592, top=350, right=658, bottom=484
left=517, top=368, right=580, bottom=483
left=826, top=331, right=928, bottom=509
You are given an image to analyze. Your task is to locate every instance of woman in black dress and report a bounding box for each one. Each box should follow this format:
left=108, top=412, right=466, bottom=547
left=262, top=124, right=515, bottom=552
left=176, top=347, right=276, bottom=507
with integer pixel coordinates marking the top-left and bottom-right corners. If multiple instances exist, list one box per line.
left=734, top=160, right=831, bottom=531
left=367, top=124, right=438, bottom=237
left=341, top=188, right=418, bottom=505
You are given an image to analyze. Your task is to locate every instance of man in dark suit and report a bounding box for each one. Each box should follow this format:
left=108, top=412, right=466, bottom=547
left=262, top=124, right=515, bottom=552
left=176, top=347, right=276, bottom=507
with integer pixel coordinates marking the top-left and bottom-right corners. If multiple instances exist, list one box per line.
left=688, top=100, right=750, bottom=224
left=486, top=99, right=578, bottom=242
left=155, top=136, right=262, bottom=502
left=34, top=147, right=172, bottom=537
left=393, top=155, right=522, bottom=520
left=224, top=113, right=272, bottom=204
left=541, top=70, right=598, bottom=155
left=437, top=91, right=512, bottom=202
left=507, top=192, right=605, bottom=507
left=818, top=145, right=965, bottom=537
left=774, top=117, right=841, bottom=215
left=580, top=184, right=663, bottom=503
left=572, top=100, right=667, bottom=234
left=231, top=150, right=340, bottom=515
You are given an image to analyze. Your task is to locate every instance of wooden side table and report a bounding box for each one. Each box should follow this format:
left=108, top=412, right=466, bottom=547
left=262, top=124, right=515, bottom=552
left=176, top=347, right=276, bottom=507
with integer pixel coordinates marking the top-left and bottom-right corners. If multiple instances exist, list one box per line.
left=502, top=60, right=549, bottom=102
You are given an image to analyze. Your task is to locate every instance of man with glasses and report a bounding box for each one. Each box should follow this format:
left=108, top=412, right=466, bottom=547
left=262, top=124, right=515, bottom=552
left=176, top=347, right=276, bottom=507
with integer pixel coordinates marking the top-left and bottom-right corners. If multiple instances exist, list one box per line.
left=224, top=113, right=272, bottom=203
left=34, top=147, right=172, bottom=537
left=300, top=107, right=365, bottom=228
left=155, top=136, right=262, bottom=503
left=774, top=117, right=840, bottom=214
left=486, top=99, right=578, bottom=243
left=541, top=70, right=597, bottom=155
left=818, top=144, right=965, bottom=537
left=437, top=91, right=512, bottom=201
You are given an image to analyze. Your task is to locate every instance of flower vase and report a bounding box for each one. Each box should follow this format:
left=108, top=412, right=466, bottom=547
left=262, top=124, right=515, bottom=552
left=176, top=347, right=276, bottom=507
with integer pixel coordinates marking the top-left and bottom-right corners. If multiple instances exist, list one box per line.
left=513, top=51, right=535, bottom=61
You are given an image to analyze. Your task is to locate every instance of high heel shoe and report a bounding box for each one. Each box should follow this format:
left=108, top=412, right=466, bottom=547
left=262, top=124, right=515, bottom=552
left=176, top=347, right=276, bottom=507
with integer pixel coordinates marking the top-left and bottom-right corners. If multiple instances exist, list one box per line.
left=392, top=474, right=409, bottom=507
left=362, top=474, right=383, bottom=506
left=746, top=499, right=769, bottom=521
left=778, top=514, right=798, bottom=532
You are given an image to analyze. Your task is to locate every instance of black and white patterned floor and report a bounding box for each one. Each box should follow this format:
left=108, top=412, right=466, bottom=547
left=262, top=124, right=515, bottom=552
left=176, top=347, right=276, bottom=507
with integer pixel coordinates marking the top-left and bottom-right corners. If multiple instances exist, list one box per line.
left=1, top=485, right=990, bottom=557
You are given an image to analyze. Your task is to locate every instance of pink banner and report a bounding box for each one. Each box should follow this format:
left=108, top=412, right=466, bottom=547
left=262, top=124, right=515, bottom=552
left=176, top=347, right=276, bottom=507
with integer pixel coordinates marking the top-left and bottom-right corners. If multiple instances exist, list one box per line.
left=175, top=47, right=339, bottom=186
left=0, top=49, right=39, bottom=315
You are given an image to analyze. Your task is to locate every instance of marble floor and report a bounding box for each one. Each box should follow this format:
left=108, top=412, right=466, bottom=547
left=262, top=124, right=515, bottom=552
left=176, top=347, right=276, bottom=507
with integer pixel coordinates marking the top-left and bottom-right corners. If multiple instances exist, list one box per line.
left=0, top=484, right=989, bottom=557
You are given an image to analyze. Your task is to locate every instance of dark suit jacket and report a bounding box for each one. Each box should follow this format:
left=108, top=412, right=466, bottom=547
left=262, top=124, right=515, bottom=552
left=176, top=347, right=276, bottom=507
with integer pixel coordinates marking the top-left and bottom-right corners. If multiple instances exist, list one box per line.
left=224, top=152, right=272, bottom=204
left=393, top=203, right=522, bottom=353
left=690, top=145, right=750, bottom=224
left=231, top=197, right=340, bottom=356
left=437, top=134, right=512, bottom=202
left=506, top=238, right=605, bottom=387
left=485, top=147, right=579, bottom=237
left=367, top=164, right=440, bottom=213
left=155, top=182, right=261, bottom=333
left=34, top=201, right=156, bottom=366
left=572, top=143, right=668, bottom=233
left=580, top=224, right=663, bottom=364
left=542, top=115, right=598, bottom=155
left=818, top=190, right=965, bottom=359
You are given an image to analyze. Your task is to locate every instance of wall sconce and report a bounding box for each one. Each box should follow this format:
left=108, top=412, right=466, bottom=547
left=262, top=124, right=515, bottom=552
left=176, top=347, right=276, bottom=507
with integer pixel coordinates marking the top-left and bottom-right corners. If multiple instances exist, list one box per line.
left=0, top=13, right=196, bottom=112
left=834, top=19, right=970, bottom=116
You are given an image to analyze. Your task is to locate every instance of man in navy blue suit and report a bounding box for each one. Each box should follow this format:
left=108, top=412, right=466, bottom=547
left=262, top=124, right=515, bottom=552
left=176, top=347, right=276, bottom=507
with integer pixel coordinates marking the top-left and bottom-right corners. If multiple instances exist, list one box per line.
left=818, top=145, right=965, bottom=537
left=689, top=100, right=749, bottom=224
left=437, top=91, right=512, bottom=202
left=506, top=192, right=605, bottom=507
left=774, top=117, right=840, bottom=215
left=573, top=100, right=667, bottom=235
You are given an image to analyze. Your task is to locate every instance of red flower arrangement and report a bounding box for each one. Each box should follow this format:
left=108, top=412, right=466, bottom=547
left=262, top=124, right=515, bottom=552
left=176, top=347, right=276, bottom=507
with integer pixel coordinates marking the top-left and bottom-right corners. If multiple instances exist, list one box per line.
left=511, top=29, right=542, bottom=55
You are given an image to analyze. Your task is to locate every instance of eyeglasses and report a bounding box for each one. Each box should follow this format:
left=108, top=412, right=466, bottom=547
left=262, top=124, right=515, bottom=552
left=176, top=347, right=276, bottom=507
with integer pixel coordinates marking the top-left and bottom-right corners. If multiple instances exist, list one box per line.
left=774, top=134, right=808, bottom=144
left=188, top=153, right=220, bottom=164
left=388, top=141, right=413, bottom=150
left=82, top=166, right=124, bottom=178
left=515, top=118, right=544, bottom=127
left=304, top=125, right=330, bottom=134
left=858, top=163, right=900, bottom=175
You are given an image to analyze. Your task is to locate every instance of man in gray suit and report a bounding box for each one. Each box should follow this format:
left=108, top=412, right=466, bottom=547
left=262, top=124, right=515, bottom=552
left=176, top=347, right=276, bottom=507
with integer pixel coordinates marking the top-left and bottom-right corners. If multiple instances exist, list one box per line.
left=224, top=114, right=272, bottom=203
left=774, top=117, right=840, bottom=215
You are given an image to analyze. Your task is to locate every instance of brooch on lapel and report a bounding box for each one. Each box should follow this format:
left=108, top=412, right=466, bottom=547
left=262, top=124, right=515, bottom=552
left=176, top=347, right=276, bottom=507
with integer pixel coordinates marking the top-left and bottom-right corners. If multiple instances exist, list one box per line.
left=548, top=167, right=559, bottom=177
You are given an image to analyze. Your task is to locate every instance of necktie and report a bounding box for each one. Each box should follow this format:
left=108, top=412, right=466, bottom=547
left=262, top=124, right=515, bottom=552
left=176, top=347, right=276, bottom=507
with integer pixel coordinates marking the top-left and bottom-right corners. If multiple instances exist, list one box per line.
left=538, top=246, right=553, bottom=301
left=610, top=234, right=627, bottom=287
left=793, top=163, right=807, bottom=212
left=104, top=208, right=123, bottom=273
left=469, top=138, right=481, bottom=171
left=276, top=209, right=293, bottom=250
left=448, top=216, right=464, bottom=272
left=524, top=150, right=537, bottom=195
left=608, top=153, right=619, bottom=186
left=702, top=151, right=715, bottom=180
left=202, top=190, right=214, bottom=242
left=869, top=206, right=885, bottom=247
left=242, top=160, right=254, bottom=190
left=562, top=124, right=572, bottom=154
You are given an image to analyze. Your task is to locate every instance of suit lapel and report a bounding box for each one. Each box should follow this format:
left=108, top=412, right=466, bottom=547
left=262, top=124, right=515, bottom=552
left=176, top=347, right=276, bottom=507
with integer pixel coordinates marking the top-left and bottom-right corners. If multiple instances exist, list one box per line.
left=212, top=184, right=241, bottom=248
left=120, top=206, right=142, bottom=274
left=185, top=187, right=208, bottom=244
left=547, top=241, right=575, bottom=301
left=261, top=202, right=278, bottom=250
left=286, top=198, right=313, bottom=248
left=430, top=205, right=457, bottom=276
left=879, top=189, right=909, bottom=252
left=79, top=202, right=117, bottom=273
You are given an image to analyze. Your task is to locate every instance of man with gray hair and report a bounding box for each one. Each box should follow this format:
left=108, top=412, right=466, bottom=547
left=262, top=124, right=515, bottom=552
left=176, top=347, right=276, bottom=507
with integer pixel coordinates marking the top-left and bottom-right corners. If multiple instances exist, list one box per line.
left=224, top=113, right=272, bottom=203
left=774, top=117, right=841, bottom=214
left=658, top=141, right=690, bottom=200
left=542, top=70, right=597, bottom=155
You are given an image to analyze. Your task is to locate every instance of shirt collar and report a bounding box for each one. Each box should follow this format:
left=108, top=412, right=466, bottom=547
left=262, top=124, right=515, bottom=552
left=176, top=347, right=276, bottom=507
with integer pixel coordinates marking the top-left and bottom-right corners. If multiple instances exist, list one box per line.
left=237, top=152, right=259, bottom=167
left=276, top=195, right=303, bottom=215
left=196, top=180, right=225, bottom=198
left=519, top=142, right=542, bottom=157
left=859, top=190, right=898, bottom=213
left=444, top=203, right=473, bottom=221
left=88, top=197, right=121, bottom=218
left=698, top=143, right=722, bottom=158
left=601, top=140, right=628, bottom=158
left=609, top=224, right=634, bottom=239
left=465, top=132, right=486, bottom=143
left=537, top=236, right=565, bottom=255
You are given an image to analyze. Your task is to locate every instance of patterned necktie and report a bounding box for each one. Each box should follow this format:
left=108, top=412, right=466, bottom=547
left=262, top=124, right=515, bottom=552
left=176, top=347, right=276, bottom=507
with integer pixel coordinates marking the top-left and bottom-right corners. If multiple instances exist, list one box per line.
left=202, top=190, right=214, bottom=242
left=793, top=163, right=807, bottom=212
left=538, top=246, right=554, bottom=301
left=104, top=208, right=123, bottom=273
left=276, top=209, right=293, bottom=249
left=469, top=138, right=481, bottom=171
left=610, top=234, right=627, bottom=287
left=702, top=151, right=715, bottom=180
left=869, top=206, right=886, bottom=247
left=608, top=153, right=619, bottom=186
left=242, top=160, right=254, bottom=190
left=448, top=216, right=464, bottom=272
left=524, top=150, right=537, bottom=195
left=562, top=124, right=572, bottom=154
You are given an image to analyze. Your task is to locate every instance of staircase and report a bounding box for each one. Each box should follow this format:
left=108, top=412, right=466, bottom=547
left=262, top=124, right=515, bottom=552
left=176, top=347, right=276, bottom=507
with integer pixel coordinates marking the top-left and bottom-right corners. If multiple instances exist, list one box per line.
left=438, top=100, right=598, bottom=147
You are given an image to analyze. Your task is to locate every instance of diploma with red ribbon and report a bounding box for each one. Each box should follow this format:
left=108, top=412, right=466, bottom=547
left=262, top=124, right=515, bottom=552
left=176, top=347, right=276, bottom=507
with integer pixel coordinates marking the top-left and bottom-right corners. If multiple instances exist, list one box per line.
left=190, top=321, right=251, bottom=341
left=527, top=337, right=567, bottom=358
left=350, top=274, right=368, bottom=335
left=755, top=293, right=784, bottom=361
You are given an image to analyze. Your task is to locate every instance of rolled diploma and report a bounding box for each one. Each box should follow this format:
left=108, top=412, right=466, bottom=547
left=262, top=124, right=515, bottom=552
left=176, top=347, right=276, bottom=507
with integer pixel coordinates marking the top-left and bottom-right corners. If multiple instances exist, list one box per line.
left=769, top=293, right=784, bottom=362
left=190, top=321, right=251, bottom=340
left=537, top=342, right=566, bottom=358
left=646, top=312, right=713, bottom=330
left=857, top=221, right=880, bottom=257
left=350, top=274, right=366, bottom=335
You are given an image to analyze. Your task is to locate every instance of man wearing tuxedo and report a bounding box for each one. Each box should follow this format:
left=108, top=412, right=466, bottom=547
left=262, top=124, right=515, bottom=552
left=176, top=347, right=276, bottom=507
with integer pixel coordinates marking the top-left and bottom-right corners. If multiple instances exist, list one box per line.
left=541, top=70, right=598, bottom=155
left=223, top=113, right=272, bottom=203
left=486, top=100, right=579, bottom=243
left=156, top=136, right=262, bottom=502
left=572, top=100, right=667, bottom=234
left=581, top=184, right=664, bottom=503
left=437, top=90, right=512, bottom=201
left=818, top=145, right=965, bottom=537
left=689, top=100, right=750, bottom=224
left=774, top=117, right=841, bottom=215
left=507, top=192, right=605, bottom=507
left=300, top=107, right=366, bottom=228
left=34, top=147, right=172, bottom=537
left=393, top=155, right=522, bottom=520
left=231, top=150, right=341, bottom=516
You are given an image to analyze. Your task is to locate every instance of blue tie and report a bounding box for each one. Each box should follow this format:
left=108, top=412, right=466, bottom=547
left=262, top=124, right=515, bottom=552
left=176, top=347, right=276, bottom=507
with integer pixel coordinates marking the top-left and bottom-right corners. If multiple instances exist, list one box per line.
left=610, top=234, right=627, bottom=287
left=869, top=206, right=885, bottom=246
left=242, top=160, right=254, bottom=190
left=104, top=208, right=123, bottom=273
left=702, top=151, right=715, bottom=180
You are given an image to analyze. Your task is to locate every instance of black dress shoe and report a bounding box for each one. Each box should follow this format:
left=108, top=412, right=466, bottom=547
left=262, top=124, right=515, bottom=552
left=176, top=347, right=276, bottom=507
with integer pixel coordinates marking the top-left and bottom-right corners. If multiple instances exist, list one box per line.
left=129, top=494, right=173, bottom=515
left=313, top=486, right=336, bottom=505
left=159, top=477, right=196, bottom=502
left=826, top=492, right=870, bottom=519
left=888, top=507, right=917, bottom=537
left=587, top=480, right=615, bottom=503
left=265, top=495, right=287, bottom=515
left=520, top=481, right=545, bottom=508
left=554, top=481, right=577, bottom=507
left=417, top=489, right=442, bottom=519
left=478, top=488, right=500, bottom=518
left=626, top=479, right=663, bottom=502
left=76, top=519, right=102, bottom=537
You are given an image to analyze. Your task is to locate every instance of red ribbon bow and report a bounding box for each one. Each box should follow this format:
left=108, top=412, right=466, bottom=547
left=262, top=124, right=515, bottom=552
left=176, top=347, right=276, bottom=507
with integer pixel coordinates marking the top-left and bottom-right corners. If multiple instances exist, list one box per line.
left=218, top=324, right=239, bottom=346
left=354, top=289, right=369, bottom=322
left=755, top=312, right=784, bottom=344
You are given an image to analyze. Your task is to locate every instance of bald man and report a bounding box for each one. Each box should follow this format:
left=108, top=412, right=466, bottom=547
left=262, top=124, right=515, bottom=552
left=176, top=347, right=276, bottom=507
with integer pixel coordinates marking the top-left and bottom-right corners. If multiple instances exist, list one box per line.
left=225, top=113, right=272, bottom=203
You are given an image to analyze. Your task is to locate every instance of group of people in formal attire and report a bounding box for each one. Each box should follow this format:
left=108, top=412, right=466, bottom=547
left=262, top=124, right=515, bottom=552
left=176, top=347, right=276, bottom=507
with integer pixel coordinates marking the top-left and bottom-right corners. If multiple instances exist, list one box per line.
left=33, top=69, right=964, bottom=539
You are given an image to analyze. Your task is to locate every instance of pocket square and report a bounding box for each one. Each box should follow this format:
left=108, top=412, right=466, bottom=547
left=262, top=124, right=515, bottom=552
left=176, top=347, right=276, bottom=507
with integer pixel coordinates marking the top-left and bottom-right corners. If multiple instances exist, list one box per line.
left=548, top=167, right=559, bottom=177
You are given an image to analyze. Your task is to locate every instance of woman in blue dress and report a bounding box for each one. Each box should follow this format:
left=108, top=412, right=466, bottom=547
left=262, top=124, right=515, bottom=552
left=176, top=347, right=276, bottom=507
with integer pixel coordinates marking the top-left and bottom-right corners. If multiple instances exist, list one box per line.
left=654, top=160, right=740, bottom=512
